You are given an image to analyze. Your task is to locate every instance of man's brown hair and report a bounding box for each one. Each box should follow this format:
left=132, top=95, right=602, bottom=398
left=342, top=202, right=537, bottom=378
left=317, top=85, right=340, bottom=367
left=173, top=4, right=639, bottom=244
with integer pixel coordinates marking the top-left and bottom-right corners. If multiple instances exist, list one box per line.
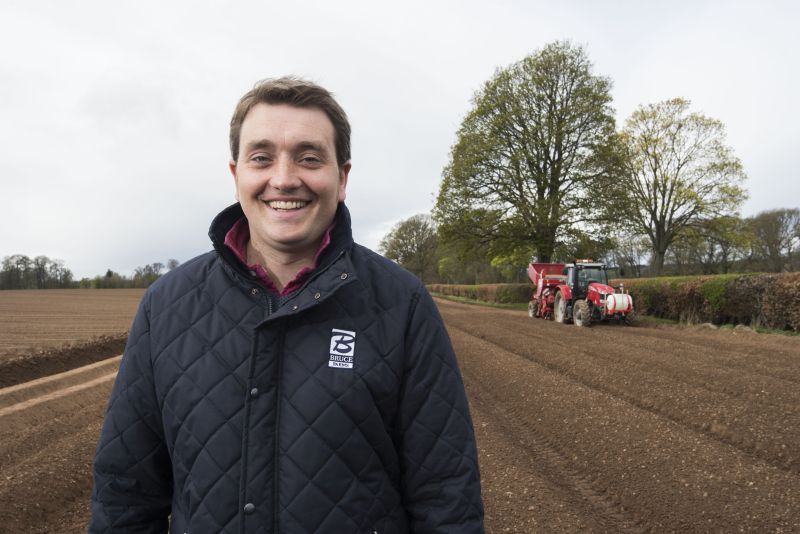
left=229, top=77, right=351, bottom=166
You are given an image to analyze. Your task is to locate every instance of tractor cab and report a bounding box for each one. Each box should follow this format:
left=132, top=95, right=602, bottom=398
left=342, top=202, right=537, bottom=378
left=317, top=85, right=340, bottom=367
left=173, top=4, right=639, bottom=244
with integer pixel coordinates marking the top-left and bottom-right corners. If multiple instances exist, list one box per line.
left=563, top=260, right=609, bottom=299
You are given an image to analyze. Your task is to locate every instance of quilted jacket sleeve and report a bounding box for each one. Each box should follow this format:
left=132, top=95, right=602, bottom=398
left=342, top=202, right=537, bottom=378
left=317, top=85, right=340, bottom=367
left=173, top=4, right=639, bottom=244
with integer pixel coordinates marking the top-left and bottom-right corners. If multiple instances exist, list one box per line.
left=89, top=292, right=173, bottom=533
left=398, top=287, right=484, bottom=533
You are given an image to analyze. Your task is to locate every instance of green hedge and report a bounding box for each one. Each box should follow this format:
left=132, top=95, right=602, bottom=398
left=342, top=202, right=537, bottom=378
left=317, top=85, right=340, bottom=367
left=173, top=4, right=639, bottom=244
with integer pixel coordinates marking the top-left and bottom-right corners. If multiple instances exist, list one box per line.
left=427, top=283, right=532, bottom=304
left=612, top=272, right=800, bottom=331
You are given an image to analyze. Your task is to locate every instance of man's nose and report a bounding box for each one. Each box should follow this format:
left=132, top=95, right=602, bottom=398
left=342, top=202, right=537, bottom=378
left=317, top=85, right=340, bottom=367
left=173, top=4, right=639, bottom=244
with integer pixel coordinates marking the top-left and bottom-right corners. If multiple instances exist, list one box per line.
left=270, top=156, right=302, bottom=191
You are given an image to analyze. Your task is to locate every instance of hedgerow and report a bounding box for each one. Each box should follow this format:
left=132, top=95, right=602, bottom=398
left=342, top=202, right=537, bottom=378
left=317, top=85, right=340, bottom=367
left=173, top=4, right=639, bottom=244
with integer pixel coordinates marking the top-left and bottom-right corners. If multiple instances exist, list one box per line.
left=612, top=272, right=800, bottom=331
left=430, top=272, right=800, bottom=331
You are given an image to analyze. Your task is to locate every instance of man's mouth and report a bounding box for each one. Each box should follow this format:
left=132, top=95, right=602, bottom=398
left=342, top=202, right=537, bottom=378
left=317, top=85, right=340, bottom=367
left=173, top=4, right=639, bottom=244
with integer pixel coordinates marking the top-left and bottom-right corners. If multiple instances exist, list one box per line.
left=267, top=200, right=309, bottom=210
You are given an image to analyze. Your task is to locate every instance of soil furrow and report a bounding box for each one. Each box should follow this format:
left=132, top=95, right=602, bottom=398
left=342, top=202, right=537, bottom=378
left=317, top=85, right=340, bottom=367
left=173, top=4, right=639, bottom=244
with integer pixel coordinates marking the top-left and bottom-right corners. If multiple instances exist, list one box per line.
left=0, top=365, right=111, bottom=533
left=439, top=300, right=800, bottom=473
left=0, top=356, right=120, bottom=409
left=444, top=302, right=800, bottom=405
left=447, top=322, right=800, bottom=532
left=0, top=418, right=101, bottom=533
left=465, top=361, right=644, bottom=533
left=454, top=317, right=800, bottom=474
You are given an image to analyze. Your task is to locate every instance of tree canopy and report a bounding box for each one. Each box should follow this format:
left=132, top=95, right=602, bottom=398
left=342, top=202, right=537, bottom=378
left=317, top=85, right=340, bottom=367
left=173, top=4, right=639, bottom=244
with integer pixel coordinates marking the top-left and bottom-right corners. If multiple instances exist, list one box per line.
left=613, top=98, right=747, bottom=274
left=379, top=214, right=439, bottom=282
left=434, top=40, right=617, bottom=263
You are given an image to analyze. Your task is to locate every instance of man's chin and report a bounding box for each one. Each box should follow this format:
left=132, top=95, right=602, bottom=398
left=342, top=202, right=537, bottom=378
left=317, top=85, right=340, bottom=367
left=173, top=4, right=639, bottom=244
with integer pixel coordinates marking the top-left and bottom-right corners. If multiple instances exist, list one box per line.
left=260, top=233, right=323, bottom=258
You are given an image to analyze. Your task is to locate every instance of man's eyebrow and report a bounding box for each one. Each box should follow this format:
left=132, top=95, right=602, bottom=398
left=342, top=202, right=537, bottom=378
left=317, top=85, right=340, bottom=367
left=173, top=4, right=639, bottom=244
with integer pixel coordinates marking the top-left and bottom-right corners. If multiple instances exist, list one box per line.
left=244, top=139, right=329, bottom=156
left=244, top=139, right=276, bottom=153
left=294, top=141, right=329, bottom=155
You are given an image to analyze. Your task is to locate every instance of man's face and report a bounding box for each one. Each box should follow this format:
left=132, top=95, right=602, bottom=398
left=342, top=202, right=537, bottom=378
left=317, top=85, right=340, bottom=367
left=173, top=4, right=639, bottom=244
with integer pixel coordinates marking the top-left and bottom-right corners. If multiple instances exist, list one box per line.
left=230, top=103, right=350, bottom=259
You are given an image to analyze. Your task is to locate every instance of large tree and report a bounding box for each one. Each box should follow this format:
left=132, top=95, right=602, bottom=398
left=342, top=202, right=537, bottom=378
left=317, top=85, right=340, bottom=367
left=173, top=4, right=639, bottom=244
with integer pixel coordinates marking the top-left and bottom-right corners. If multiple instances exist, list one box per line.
left=615, top=98, right=747, bottom=275
left=434, top=41, right=617, bottom=263
left=379, top=214, right=439, bottom=282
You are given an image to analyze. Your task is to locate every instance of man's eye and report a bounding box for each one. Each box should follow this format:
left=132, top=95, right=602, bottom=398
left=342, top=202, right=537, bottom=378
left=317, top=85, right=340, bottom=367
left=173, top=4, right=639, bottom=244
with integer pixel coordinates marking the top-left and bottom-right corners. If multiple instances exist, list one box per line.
left=301, top=156, right=322, bottom=165
left=251, top=155, right=271, bottom=164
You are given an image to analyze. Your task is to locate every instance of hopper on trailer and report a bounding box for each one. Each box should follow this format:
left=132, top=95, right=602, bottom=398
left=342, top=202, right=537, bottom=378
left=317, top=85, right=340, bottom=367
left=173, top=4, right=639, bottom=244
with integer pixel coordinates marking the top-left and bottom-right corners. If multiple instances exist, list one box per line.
left=527, top=262, right=566, bottom=320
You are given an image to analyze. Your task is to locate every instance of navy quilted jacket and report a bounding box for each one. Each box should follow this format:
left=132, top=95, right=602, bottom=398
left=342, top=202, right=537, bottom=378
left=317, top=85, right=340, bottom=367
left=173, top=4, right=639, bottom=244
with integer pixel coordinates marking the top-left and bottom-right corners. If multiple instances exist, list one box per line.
left=90, top=203, right=484, bottom=534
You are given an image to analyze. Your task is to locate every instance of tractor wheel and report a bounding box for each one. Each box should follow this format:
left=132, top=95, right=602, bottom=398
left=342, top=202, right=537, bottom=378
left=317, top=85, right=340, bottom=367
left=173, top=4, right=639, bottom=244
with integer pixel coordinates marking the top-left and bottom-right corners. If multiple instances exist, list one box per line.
left=574, top=299, right=592, bottom=327
left=528, top=300, right=539, bottom=318
left=624, top=309, right=636, bottom=326
left=554, top=292, right=567, bottom=323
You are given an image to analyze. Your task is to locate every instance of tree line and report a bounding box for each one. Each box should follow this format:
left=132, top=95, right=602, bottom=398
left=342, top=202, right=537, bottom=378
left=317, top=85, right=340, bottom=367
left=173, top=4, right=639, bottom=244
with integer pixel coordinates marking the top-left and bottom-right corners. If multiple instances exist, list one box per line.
left=0, top=255, right=180, bottom=290
left=380, top=41, right=799, bottom=283
left=0, top=255, right=74, bottom=290
left=380, top=209, right=800, bottom=284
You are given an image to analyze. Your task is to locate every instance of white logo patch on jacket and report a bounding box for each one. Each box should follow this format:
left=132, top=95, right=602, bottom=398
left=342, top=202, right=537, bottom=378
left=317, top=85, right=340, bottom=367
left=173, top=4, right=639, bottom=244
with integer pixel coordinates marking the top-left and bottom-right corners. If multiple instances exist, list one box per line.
left=329, top=328, right=356, bottom=368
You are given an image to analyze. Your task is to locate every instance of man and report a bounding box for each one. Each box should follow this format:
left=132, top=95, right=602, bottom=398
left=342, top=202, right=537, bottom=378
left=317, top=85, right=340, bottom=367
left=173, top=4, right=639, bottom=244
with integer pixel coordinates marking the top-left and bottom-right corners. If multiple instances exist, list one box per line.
left=90, top=77, right=484, bottom=533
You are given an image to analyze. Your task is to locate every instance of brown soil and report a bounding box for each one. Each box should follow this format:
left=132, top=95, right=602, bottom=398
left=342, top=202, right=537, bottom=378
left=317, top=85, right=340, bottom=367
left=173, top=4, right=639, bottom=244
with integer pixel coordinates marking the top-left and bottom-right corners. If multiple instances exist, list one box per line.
left=0, top=288, right=144, bottom=358
left=1, top=296, right=799, bottom=532
left=0, top=356, right=118, bottom=533
left=0, top=335, right=127, bottom=388
left=444, top=298, right=800, bottom=533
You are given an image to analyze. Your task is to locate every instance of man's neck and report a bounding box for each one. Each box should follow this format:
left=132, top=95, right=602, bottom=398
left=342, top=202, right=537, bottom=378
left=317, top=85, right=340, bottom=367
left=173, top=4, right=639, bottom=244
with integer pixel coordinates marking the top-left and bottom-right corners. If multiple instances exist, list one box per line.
left=245, top=240, right=318, bottom=293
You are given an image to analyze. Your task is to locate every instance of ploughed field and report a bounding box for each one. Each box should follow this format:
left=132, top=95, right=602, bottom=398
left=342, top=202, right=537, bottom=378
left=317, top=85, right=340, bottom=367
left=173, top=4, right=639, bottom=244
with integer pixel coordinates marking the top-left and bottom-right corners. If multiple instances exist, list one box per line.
left=1, top=290, right=799, bottom=532
left=0, top=289, right=144, bottom=359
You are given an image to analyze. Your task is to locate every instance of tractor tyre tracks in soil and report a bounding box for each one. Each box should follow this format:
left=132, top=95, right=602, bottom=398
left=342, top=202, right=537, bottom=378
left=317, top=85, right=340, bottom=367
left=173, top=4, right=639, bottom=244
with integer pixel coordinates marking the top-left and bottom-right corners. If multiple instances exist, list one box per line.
left=440, top=300, right=800, bottom=475
left=439, top=298, right=800, bottom=532
left=466, top=364, right=645, bottom=533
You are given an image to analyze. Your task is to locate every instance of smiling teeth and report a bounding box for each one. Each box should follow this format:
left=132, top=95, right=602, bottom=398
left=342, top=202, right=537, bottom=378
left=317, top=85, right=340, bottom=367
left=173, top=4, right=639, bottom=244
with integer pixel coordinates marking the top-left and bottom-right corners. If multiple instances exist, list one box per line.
left=268, top=200, right=308, bottom=210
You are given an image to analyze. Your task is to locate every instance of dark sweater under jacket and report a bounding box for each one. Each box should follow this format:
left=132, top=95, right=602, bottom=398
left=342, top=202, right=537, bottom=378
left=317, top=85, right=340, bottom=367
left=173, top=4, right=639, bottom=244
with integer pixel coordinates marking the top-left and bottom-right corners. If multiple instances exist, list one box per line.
left=89, top=203, right=484, bottom=533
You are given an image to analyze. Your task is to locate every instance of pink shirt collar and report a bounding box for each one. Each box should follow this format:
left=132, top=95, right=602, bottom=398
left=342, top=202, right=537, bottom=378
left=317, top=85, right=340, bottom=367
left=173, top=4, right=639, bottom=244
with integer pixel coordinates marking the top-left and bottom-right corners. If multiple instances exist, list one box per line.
left=223, top=218, right=335, bottom=297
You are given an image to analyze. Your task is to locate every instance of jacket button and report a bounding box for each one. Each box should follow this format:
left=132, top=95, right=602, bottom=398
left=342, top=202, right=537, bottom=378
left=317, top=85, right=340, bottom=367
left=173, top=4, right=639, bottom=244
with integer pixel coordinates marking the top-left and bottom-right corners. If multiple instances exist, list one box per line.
left=292, top=304, right=299, bottom=310
left=243, top=502, right=255, bottom=514
left=314, top=292, right=321, bottom=299
left=340, top=273, right=348, bottom=280
left=250, top=387, right=259, bottom=398
left=250, top=288, right=259, bottom=295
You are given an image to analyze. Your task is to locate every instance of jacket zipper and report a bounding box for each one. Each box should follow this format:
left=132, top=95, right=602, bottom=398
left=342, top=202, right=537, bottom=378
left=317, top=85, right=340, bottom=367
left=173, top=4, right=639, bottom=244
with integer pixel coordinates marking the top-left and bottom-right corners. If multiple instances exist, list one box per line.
left=241, top=296, right=271, bottom=534
left=239, top=333, right=259, bottom=534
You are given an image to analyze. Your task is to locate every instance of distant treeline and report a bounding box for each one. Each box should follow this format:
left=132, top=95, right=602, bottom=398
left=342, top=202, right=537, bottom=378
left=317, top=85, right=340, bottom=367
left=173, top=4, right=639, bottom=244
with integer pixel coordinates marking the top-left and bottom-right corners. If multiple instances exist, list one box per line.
left=0, top=254, right=180, bottom=290
left=0, top=255, right=74, bottom=289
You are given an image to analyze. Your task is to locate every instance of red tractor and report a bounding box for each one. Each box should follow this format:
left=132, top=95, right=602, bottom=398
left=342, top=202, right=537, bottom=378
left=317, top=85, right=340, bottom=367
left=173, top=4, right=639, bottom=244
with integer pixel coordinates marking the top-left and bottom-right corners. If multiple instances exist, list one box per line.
left=527, top=259, right=634, bottom=326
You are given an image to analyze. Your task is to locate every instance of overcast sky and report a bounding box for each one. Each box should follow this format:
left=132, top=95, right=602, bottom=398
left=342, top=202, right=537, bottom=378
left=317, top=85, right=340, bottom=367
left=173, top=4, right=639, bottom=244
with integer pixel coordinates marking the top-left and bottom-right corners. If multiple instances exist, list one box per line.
left=2, top=0, right=798, bottom=279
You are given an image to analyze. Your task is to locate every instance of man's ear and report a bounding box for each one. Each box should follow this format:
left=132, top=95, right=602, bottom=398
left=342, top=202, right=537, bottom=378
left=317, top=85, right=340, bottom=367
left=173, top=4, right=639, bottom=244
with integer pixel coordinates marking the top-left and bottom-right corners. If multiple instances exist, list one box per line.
left=229, top=160, right=239, bottom=201
left=338, top=161, right=351, bottom=202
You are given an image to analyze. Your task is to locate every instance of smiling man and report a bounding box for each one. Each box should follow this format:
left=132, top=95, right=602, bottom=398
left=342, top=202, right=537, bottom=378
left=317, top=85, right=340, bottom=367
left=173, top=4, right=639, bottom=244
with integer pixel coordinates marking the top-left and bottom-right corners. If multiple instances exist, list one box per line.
left=89, top=77, right=484, bottom=533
